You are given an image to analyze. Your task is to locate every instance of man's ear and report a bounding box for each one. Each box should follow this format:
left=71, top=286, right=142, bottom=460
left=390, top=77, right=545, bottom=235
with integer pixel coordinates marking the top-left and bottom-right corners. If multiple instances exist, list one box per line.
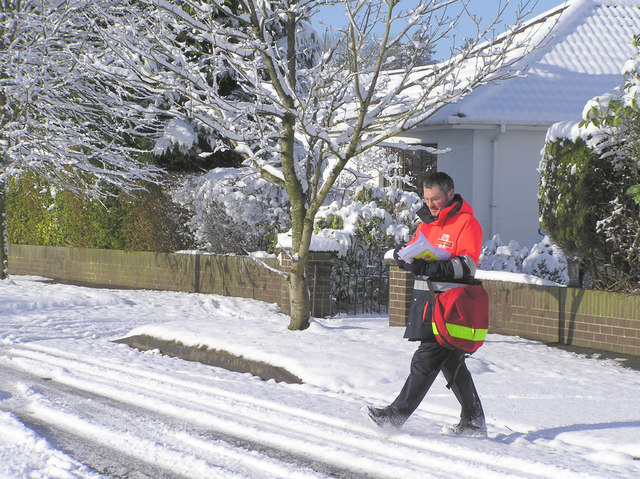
left=447, top=189, right=455, bottom=202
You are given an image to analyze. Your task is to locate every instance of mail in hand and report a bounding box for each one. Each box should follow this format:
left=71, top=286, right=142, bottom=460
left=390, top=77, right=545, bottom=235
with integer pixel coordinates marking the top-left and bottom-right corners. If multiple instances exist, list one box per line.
left=398, top=232, right=451, bottom=263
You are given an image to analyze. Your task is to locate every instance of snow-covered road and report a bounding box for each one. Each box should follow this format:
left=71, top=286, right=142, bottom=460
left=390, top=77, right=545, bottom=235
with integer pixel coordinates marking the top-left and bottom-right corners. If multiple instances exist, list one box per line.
left=1, top=276, right=639, bottom=478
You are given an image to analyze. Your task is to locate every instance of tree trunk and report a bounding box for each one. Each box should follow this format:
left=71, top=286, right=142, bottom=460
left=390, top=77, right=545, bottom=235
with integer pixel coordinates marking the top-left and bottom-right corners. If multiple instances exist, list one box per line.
left=0, top=179, right=7, bottom=280
left=287, top=260, right=310, bottom=330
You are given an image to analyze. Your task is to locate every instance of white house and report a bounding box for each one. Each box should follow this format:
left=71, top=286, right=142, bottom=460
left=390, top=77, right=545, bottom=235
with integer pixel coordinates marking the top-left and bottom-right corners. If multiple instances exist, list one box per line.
left=393, top=0, right=640, bottom=247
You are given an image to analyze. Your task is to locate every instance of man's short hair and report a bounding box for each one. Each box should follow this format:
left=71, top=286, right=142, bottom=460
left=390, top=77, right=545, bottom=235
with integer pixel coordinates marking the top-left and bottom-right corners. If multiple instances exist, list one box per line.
left=423, top=172, right=454, bottom=193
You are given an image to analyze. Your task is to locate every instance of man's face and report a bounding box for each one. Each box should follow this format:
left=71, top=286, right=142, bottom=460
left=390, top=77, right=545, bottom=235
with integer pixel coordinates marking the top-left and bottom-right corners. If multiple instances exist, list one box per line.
left=423, top=185, right=455, bottom=218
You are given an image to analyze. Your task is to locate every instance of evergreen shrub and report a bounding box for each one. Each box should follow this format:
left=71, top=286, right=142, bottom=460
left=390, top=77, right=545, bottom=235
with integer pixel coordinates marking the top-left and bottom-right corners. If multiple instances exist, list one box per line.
left=538, top=138, right=640, bottom=290
left=538, top=138, right=612, bottom=269
left=7, top=172, right=192, bottom=252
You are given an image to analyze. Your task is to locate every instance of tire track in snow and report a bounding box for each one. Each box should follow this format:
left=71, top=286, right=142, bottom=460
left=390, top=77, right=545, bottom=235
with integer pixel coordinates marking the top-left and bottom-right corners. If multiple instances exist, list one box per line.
left=0, top=364, right=362, bottom=479
left=0, top=343, right=611, bottom=479
left=0, top=358, right=437, bottom=479
left=1, top=408, right=189, bottom=479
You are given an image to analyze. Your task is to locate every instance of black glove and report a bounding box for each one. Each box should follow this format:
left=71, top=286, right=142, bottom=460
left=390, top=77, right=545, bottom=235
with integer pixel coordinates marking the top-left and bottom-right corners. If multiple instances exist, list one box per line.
left=406, top=256, right=476, bottom=281
left=405, top=258, right=438, bottom=277
left=394, top=244, right=440, bottom=277
left=393, top=244, right=407, bottom=269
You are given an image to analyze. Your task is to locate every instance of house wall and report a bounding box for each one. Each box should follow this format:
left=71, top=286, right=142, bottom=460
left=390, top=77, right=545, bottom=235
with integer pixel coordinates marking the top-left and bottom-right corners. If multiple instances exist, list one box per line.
left=394, top=128, right=476, bottom=197
left=491, top=127, right=548, bottom=246
left=470, top=127, right=496, bottom=239
left=399, top=125, right=549, bottom=247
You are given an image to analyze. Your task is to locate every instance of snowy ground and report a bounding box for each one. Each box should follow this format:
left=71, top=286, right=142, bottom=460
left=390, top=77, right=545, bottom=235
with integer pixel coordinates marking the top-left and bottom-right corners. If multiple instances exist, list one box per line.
left=1, top=275, right=639, bottom=478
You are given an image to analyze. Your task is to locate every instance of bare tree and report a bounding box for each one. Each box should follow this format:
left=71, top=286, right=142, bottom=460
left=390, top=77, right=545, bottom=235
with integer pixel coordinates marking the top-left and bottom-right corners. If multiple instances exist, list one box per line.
left=0, top=0, right=165, bottom=279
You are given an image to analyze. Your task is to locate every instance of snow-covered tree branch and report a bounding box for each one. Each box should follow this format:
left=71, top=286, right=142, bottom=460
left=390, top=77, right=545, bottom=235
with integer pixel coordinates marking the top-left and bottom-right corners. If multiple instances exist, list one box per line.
left=0, top=0, right=165, bottom=278
left=87, top=0, right=551, bottom=329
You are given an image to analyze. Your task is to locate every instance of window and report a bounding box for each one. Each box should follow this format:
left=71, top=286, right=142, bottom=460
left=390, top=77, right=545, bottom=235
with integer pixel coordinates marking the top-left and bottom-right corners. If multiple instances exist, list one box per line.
left=384, top=145, right=437, bottom=196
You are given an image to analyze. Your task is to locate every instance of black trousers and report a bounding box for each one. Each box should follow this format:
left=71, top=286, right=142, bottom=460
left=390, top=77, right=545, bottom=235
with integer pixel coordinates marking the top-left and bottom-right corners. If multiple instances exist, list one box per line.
left=390, top=341, right=484, bottom=423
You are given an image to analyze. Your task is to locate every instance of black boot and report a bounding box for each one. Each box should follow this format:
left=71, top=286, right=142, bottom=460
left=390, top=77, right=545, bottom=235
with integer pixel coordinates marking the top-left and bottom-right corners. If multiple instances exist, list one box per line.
left=363, top=405, right=405, bottom=429
left=448, top=416, right=487, bottom=437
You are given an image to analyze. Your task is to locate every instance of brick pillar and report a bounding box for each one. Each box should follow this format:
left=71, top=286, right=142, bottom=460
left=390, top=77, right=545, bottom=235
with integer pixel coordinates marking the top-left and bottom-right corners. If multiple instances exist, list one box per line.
left=388, top=263, right=414, bottom=327
left=278, top=251, right=335, bottom=318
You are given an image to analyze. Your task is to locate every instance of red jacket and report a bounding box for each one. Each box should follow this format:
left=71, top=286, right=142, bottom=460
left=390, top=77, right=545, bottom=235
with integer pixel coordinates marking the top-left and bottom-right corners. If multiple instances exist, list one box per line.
left=402, top=194, right=484, bottom=341
left=408, top=194, right=482, bottom=265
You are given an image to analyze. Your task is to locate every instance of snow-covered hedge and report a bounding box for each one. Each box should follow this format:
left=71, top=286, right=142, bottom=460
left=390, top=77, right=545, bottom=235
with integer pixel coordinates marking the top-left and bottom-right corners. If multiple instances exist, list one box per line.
left=479, top=235, right=568, bottom=285
left=172, top=167, right=290, bottom=254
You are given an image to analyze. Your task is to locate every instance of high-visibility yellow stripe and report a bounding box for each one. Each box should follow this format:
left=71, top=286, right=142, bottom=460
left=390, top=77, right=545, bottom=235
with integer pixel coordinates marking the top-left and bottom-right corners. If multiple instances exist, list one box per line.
left=432, top=322, right=488, bottom=342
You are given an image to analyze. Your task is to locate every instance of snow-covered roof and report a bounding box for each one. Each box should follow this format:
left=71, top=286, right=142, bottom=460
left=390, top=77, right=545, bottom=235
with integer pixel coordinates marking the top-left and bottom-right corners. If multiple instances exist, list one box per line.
left=427, top=0, right=640, bottom=126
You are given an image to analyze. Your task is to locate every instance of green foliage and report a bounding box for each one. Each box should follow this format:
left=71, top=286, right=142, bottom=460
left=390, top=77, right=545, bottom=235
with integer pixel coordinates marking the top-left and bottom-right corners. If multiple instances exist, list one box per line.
left=538, top=138, right=612, bottom=262
left=354, top=187, right=395, bottom=212
left=580, top=35, right=640, bottom=210
left=315, top=213, right=344, bottom=231
left=7, top=173, right=192, bottom=252
left=628, top=185, right=640, bottom=205
left=539, top=138, right=640, bottom=290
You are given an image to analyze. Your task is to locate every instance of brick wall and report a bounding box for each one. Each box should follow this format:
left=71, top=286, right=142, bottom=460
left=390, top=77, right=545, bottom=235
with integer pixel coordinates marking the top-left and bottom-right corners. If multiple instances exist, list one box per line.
left=8, top=244, right=333, bottom=318
left=12, top=244, right=639, bottom=357
left=388, top=264, right=640, bottom=357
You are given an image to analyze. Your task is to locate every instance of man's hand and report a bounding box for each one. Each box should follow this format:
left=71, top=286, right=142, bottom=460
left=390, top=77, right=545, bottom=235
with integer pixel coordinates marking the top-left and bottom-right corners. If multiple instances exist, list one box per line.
left=401, top=255, right=476, bottom=281
left=393, top=244, right=407, bottom=269
left=405, top=258, right=437, bottom=277
left=394, top=245, right=475, bottom=281
left=394, top=244, right=435, bottom=276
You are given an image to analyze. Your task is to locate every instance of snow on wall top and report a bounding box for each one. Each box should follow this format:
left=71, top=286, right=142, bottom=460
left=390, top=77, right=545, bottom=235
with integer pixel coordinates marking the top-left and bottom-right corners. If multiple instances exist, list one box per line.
left=428, top=0, right=640, bottom=125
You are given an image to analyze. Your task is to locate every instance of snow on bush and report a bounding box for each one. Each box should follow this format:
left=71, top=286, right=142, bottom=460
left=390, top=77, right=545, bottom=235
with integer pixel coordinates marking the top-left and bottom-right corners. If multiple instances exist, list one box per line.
left=154, top=119, right=197, bottom=155
left=308, top=185, right=422, bottom=258
left=172, top=167, right=290, bottom=254
left=278, top=146, right=423, bottom=264
left=172, top=144, right=570, bottom=285
left=480, top=234, right=569, bottom=285
left=479, top=235, right=528, bottom=272
left=309, top=147, right=423, bottom=275
left=521, top=236, right=569, bottom=285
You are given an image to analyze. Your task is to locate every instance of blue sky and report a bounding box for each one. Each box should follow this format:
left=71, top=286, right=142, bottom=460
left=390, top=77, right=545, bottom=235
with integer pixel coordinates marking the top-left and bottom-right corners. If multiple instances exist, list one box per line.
left=312, top=0, right=564, bottom=60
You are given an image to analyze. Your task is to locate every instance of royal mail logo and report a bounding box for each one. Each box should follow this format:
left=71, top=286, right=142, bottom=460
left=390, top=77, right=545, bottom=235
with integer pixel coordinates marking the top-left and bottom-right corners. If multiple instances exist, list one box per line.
left=436, top=234, right=454, bottom=249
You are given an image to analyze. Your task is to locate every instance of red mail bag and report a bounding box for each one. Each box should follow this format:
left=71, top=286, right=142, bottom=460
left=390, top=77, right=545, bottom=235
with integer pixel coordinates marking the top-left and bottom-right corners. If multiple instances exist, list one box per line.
left=431, top=284, right=489, bottom=354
